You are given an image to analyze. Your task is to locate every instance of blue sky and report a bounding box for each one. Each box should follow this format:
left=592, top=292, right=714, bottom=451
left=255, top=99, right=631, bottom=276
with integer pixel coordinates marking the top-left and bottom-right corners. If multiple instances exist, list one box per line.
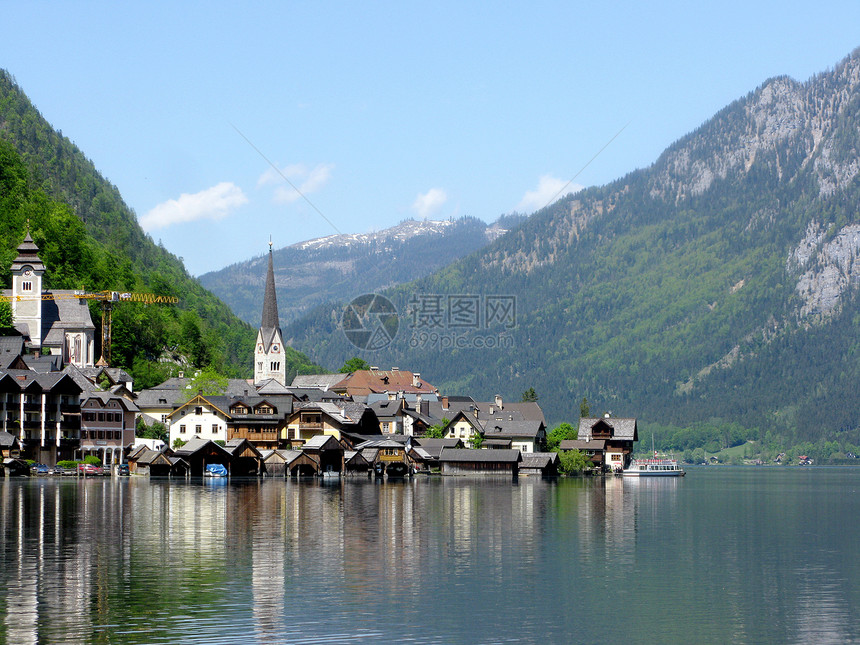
left=3, top=2, right=860, bottom=276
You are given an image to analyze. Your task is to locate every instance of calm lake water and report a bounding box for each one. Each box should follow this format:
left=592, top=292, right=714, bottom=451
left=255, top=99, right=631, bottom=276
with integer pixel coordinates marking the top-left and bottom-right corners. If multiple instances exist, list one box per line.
left=1, top=468, right=859, bottom=644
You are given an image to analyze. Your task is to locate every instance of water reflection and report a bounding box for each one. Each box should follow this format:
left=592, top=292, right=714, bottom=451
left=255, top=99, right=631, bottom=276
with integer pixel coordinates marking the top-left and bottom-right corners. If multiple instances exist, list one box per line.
left=1, top=472, right=859, bottom=643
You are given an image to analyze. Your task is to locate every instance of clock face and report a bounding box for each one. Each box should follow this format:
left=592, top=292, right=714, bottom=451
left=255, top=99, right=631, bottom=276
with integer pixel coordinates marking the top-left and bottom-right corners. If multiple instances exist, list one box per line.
left=257, top=344, right=264, bottom=352
left=272, top=344, right=280, bottom=352
left=23, top=269, right=32, bottom=276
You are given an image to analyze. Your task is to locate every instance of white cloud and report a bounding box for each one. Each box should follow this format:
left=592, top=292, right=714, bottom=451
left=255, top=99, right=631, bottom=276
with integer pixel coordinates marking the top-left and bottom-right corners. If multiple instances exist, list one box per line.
left=411, top=188, right=448, bottom=219
left=139, top=182, right=248, bottom=231
left=516, top=175, right=583, bottom=213
left=257, top=163, right=333, bottom=204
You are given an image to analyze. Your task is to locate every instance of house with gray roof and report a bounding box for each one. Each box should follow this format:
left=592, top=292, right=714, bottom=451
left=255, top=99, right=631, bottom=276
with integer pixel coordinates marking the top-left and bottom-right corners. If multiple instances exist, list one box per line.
left=572, top=416, right=638, bottom=471
left=284, top=400, right=380, bottom=446
left=481, top=419, right=547, bottom=453
left=438, top=448, right=522, bottom=477
left=0, top=368, right=83, bottom=464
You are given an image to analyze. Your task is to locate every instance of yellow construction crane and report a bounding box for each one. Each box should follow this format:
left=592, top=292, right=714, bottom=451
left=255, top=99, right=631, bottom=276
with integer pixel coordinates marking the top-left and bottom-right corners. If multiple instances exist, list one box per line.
left=1, top=290, right=179, bottom=365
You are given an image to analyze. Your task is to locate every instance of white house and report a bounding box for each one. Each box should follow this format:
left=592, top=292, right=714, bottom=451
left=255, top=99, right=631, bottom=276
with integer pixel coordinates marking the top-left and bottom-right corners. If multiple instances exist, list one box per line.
left=167, top=394, right=230, bottom=447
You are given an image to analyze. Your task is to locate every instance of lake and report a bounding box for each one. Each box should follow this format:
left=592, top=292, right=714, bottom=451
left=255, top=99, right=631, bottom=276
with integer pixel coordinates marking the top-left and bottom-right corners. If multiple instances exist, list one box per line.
left=1, top=468, right=858, bottom=644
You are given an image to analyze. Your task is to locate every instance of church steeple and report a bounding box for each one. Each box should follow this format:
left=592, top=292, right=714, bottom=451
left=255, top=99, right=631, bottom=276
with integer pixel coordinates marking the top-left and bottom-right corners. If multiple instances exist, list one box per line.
left=261, top=239, right=279, bottom=330
left=254, top=241, right=286, bottom=386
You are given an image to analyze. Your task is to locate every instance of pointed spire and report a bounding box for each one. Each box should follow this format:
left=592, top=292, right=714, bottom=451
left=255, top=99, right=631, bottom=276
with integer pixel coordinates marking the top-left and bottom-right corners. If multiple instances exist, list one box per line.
left=260, top=240, right=280, bottom=330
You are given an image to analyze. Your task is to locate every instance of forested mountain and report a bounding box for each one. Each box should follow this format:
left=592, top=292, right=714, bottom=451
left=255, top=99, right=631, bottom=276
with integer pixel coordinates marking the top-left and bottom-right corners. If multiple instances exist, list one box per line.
left=200, top=215, right=524, bottom=326
left=285, top=48, right=860, bottom=454
left=0, top=70, right=321, bottom=386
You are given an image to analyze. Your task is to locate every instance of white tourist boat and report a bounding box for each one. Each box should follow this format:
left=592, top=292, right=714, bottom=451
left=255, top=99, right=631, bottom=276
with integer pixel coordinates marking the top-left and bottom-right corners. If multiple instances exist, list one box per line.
left=623, top=457, right=686, bottom=477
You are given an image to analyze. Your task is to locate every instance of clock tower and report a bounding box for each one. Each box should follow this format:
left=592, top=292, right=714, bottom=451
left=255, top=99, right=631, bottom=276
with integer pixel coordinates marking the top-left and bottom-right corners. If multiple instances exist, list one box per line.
left=254, top=241, right=286, bottom=385
left=10, top=230, right=46, bottom=348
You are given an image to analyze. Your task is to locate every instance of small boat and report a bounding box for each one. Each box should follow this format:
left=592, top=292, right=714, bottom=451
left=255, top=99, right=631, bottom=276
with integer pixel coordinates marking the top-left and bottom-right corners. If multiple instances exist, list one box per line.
left=205, top=463, right=228, bottom=477
left=623, top=457, right=686, bottom=477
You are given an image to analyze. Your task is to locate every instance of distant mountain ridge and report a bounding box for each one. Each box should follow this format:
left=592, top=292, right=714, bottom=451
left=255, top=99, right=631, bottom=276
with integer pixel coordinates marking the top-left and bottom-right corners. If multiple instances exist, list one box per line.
left=199, top=214, right=524, bottom=327
left=283, top=47, right=860, bottom=448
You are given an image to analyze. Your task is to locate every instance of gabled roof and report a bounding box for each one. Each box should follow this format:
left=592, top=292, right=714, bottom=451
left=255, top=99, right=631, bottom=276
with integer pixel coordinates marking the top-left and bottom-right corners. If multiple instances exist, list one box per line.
left=578, top=417, right=638, bottom=441
left=438, top=448, right=522, bottom=464
left=82, top=390, right=140, bottom=412
left=482, top=419, right=545, bottom=439
left=173, top=438, right=232, bottom=459
left=520, top=452, right=560, bottom=470
left=290, top=374, right=346, bottom=390
left=332, top=369, right=437, bottom=396
left=0, top=430, right=19, bottom=448
left=256, top=378, right=291, bottom=395
left=443, top=409, right=483, bottom=432
left=168, top=394, right=231, bottom=419
left=301, top=434, right=342, bottom=451
left=224, top=438, right=263, bottom=459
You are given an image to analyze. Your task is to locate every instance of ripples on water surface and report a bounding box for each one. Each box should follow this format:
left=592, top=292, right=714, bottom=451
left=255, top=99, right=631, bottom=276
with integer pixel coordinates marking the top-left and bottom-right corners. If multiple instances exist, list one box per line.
left=1, top=469, right=859, bottom=644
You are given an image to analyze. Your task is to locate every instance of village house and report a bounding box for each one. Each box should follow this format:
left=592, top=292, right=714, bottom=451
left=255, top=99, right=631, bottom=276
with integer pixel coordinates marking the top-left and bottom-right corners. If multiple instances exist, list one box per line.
left=0, top=368, right=83, bottom=464
left=560, top=415, right=638, bottom=471
left=438, top=448, right=522, bottom=477
left=167, top=394, right=232, bottom=446
left=80, top=391, right=139, bottom=465
left=284, top=401, right=380, bottom=446
left=481, top=419, right=547, bottom=453
left=225, top=394, right=294, bottom=451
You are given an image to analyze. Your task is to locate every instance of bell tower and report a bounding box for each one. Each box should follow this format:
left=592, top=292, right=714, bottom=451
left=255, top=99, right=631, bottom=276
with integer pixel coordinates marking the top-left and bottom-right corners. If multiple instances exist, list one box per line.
left=254, top=240, right=286, bottom=385
left=10, top=229, right=46, bottom=348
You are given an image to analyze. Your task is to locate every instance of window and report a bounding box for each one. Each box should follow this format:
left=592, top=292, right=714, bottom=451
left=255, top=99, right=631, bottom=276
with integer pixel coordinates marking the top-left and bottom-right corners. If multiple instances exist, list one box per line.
left=212, top=424, right=219, bottom=435
left=22, top=281, right=32, bottom=292
left=195, top=425, right=202, bottom=434
left=270, top=361, right=280, bottom=371
left=180, top=425, right=186, bottom=434
left=161, top=414, right=168, bottom=423
left=195, top=407, right=203, bottom=416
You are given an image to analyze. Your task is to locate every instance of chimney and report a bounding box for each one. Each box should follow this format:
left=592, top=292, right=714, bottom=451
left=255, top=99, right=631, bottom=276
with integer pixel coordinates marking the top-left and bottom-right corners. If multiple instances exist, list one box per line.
left=392, top=367, right=399, bottom=371
left=494, top=394, right=503, bottom=409
left=413, top=372, right=421, bottom=388
left=442, top=396, right=449, bottom=410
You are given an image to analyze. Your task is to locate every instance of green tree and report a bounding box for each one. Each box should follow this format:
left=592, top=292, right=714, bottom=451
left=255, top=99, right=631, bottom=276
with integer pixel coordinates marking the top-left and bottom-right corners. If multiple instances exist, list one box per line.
left=424, top=417, right=449, bottom=439
left=0, top=301, right=12, bottom=328
left=558, top=449, right=588, bottom=475
left=521, top=387, right=538, bottom=402
left=136, top=417, right=168, bottom=442
left=339, top=356, right=370, bottom=373
left=176, top=366, right=228, bottom=404
left=547, top=422, right=578, bottom=451
left=470, top=430, right=484, bottom=450
left=579, top=397, right=590, bottom=419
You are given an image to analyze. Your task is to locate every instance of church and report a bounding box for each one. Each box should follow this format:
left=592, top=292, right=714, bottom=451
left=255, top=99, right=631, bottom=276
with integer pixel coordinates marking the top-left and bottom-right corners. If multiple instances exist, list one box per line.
left=3, top=230, right=96, bottom=368
left=253, top=241, right=286, bottom=386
